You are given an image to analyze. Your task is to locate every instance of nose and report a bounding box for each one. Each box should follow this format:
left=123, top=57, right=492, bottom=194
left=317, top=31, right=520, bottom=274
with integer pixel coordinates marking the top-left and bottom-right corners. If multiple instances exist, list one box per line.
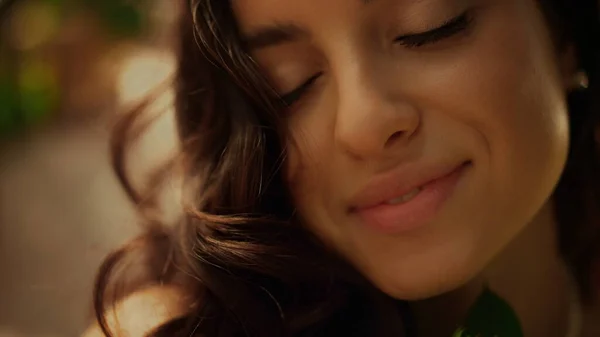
left=334, top=68, right=420, bottom=159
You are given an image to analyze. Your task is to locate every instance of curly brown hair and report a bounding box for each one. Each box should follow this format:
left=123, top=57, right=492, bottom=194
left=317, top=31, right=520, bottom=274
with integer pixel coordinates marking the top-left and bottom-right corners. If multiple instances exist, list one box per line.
left=93, top=1, right=600, bottom=336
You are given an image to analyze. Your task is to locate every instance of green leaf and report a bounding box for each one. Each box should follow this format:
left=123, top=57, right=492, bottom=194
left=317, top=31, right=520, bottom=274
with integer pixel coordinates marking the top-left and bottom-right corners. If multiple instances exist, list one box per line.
left=456, top=287, right=524, bottom=337
left=452, top=328, right=467, bottom=337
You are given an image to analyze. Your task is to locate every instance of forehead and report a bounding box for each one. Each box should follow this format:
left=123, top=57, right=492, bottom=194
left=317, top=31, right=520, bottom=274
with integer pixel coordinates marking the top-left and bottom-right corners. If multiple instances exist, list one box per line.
left=232, top=0, right=475, bottom=38
left=232, top=0, right=389, bottom=34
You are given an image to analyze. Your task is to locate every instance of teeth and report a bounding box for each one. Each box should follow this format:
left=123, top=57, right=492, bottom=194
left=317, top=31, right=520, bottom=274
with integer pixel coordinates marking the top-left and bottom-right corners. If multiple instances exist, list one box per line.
left=386, top=188, right=422, bottom=205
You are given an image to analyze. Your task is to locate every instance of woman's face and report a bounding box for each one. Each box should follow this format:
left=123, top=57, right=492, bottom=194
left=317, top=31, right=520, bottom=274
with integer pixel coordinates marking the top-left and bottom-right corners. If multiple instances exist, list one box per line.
left=233, top=0, right=572, bottom=299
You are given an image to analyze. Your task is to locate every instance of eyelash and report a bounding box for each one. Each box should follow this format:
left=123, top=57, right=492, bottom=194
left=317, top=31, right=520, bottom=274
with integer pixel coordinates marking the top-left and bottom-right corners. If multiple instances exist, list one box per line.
left=281, top=72, right=322, bottom=107
left=395, top=10, right=473, bottom=48
left=280, top=10, right=474, bottom=107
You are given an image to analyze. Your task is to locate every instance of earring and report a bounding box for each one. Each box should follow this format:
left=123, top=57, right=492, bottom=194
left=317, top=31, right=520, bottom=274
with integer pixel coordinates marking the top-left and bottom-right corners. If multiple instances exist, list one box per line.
left=572, top=70, right=590, bottom=90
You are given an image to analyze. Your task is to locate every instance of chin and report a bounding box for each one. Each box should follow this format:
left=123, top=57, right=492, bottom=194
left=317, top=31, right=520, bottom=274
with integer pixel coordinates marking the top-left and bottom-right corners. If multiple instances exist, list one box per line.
left=378, top=270, right=476, bottom=301
left=367, top=249, right=483, bottom=301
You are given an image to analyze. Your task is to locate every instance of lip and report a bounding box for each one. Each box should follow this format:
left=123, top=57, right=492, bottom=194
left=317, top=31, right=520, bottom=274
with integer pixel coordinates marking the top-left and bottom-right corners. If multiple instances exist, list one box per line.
left=350, top=161, right=470, bottom=234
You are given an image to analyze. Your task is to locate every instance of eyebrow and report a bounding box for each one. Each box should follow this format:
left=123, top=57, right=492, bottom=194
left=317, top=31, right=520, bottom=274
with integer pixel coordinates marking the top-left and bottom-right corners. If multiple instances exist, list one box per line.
left=243, top=0, right=376, bottom=51
left=242, top=23, right=307, bottom=51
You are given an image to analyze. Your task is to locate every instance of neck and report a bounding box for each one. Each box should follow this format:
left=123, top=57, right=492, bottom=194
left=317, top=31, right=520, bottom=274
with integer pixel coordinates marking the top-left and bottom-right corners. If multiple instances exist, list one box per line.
left=410, top=201, right=572, bottom=337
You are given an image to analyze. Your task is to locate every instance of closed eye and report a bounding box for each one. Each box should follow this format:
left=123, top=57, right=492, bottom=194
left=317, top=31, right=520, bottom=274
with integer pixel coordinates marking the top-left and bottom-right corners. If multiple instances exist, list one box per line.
left=280, top=72, right=322, bottom=107
left=278, top=10, right=474, bottom=109
left=395, top=10, right=473, bottom=48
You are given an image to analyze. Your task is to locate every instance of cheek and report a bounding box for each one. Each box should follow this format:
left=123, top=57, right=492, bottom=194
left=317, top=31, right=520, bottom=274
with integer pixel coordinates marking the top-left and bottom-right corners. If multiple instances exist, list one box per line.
left=285, top=135, right=348, bottom=249
left=473, top=6, right=570, bottom=198
left=284, top=84, right=345, bottom=205
left=419, top=1, right=570, bottom=198
left=285, top=124, right=327, bottom=193
left=445, top=1, right=571, bottom=247
left=284, top=124, right=336, bottom=228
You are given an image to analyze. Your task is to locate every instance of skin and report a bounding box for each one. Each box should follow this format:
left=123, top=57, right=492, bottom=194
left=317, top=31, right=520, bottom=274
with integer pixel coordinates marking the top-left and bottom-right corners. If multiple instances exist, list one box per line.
left=234, top=0, right=571, bottom=299
left=82, top=1, right=591, bottom=337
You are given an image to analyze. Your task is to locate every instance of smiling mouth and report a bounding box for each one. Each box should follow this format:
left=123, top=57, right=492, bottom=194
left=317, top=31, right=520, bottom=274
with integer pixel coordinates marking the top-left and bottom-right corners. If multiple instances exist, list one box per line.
left=385, top=187, right=423, bottom=205
left=352, top=161, right=471, bottom=234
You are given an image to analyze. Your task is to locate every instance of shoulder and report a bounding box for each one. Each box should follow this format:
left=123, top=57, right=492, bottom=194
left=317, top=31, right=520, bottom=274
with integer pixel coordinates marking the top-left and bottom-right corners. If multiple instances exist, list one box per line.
left=82, top=286, right=189, bottom=337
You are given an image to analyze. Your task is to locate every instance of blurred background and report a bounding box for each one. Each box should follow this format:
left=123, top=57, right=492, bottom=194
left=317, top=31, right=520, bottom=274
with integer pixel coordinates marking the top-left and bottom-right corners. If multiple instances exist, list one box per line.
left=0, top=0, right=179, bottom=336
